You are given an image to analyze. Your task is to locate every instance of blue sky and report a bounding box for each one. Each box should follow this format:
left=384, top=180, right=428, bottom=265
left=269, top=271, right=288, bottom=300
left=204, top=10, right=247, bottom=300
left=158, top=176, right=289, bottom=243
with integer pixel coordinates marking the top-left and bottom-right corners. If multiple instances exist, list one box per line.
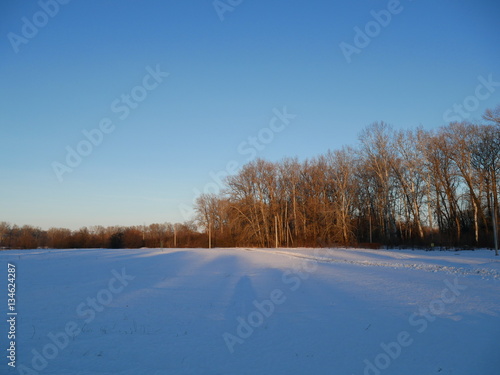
left=1, top=0, right=499, bottom=230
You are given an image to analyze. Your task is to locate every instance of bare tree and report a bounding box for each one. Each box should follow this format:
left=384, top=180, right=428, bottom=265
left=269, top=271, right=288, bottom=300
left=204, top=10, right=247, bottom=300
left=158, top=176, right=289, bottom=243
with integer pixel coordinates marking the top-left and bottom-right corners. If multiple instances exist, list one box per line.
left=358, top=122, right=397, bottom=243
left=483, top=105, right=500, bottom=126
left=470, top=125, right=500, bottom=252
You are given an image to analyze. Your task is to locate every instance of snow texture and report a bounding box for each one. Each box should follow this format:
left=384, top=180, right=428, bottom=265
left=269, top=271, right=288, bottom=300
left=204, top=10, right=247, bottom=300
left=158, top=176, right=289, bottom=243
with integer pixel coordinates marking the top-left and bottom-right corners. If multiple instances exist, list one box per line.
left=1, top=247, right=499, bottom=374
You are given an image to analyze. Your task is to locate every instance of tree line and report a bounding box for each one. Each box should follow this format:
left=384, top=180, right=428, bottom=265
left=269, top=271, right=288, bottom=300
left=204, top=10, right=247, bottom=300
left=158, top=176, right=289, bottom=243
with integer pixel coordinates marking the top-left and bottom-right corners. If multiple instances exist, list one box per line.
left=194, top=106, right=500, bottom=249
left=0, top=221, right=208, bottom=249
left=2, top=106, right=499, bottom=250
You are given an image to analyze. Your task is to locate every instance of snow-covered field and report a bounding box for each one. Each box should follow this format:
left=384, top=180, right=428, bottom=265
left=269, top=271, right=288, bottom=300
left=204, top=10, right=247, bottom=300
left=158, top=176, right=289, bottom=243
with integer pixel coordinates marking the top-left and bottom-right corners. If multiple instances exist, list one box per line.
left=1, top=247, right=499, bottom=375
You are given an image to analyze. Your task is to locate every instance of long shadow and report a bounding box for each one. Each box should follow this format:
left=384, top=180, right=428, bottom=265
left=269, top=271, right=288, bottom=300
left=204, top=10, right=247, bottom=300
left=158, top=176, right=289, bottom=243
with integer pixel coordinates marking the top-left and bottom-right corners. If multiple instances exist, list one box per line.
left=5, top=248, right=499, bottom=374
left=224, top=275, right=258, bottom=321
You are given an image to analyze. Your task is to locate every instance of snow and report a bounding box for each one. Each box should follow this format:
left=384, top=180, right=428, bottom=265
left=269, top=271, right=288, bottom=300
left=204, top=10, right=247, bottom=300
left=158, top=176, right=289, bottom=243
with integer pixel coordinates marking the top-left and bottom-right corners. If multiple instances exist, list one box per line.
left=1, top=247, right=499, bottom=375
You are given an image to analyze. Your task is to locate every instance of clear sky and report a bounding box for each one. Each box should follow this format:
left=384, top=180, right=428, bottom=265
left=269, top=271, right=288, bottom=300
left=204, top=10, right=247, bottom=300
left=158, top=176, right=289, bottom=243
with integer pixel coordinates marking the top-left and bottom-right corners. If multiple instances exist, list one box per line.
left=1, top=0, right=499, bottom=230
